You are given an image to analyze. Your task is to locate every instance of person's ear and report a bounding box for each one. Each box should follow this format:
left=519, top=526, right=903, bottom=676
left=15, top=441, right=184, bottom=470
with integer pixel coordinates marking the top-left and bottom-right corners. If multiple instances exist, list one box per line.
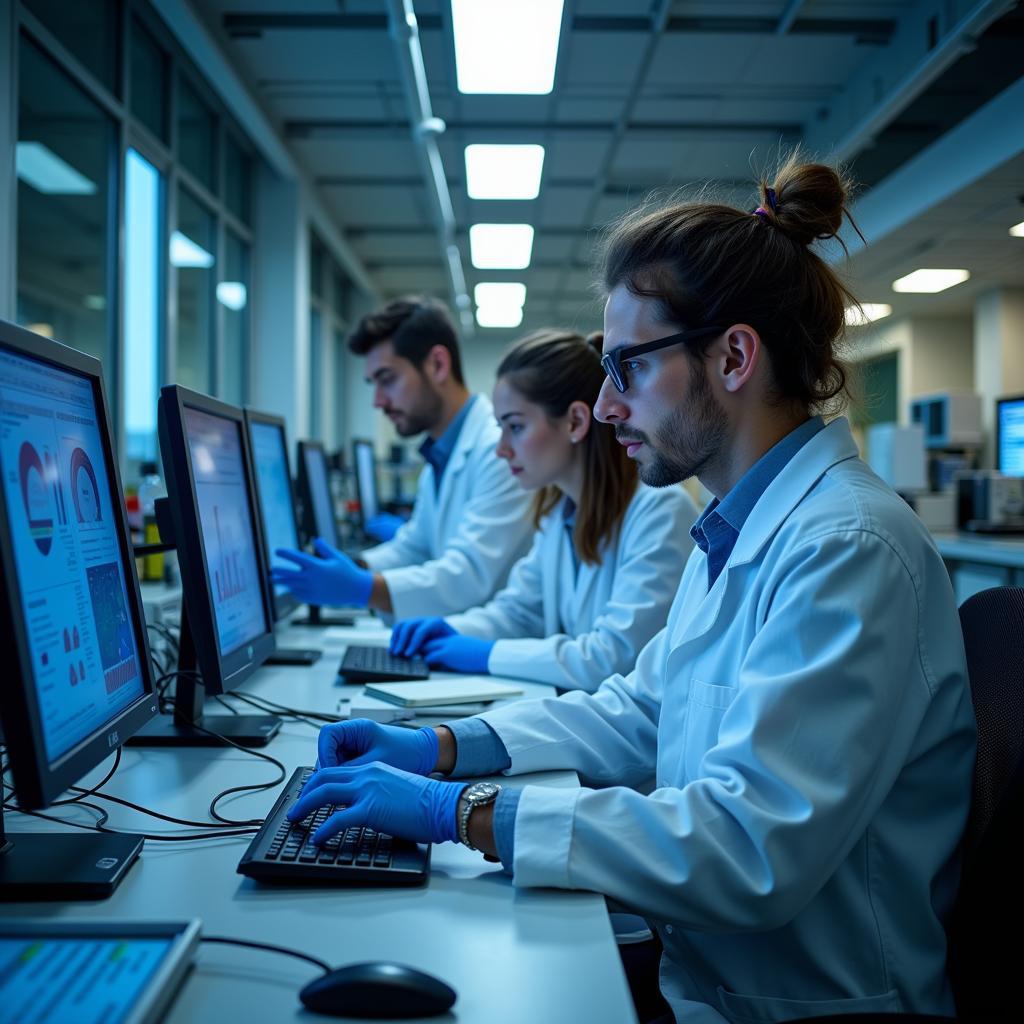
left=566, top=400, right=592, bottom=445
left=709, top=324, right=761, bottom=395
left=425, top=344, right=452, bottom=386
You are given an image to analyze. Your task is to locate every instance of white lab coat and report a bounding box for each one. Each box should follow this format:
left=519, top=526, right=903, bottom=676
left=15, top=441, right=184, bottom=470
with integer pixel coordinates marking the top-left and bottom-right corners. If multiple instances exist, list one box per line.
left=475, top=418, right=976, bottom=1023
left=361, top=396, right=533, bottom=620
left=445, top=483, right=697, bottom=691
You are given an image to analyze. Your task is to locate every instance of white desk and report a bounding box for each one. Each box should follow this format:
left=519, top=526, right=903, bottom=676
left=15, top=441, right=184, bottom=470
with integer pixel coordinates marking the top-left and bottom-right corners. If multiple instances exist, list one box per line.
left=1, top=620, right=637, bottom=1023
left=930, top=531, right=1024, bottom=604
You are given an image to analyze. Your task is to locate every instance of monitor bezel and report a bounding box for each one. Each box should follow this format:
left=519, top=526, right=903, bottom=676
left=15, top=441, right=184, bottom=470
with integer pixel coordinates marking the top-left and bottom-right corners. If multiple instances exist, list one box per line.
left=351, top=437, right=380, bottom=530
left=0, top=320, right=158, bottom=809
left=157, top=384, right=276, bottom=695
left=295, top=439, right=339, bottom=547
left=243, top=407, right=302, bottom=621
left=995, top=393, right=1024, bottom=476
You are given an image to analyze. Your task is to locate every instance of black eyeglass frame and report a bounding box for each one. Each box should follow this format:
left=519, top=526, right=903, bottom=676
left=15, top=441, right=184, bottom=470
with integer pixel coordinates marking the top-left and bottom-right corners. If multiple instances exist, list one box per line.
left=600, top=326, right=726, bottom=393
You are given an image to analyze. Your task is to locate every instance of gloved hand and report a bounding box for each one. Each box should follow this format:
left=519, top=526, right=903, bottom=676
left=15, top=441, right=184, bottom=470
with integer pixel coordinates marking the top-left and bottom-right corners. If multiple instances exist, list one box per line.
left=389, top=617, right=454, bottom=657
left=271, top=537, right=373, bottom=607
left=423, top=635, right=494, bottom=674
left=314, top=718, right=438, bottom=776
left=364, top=512, right=406, bottom=542
left=288, top=762, right=467, bottom=846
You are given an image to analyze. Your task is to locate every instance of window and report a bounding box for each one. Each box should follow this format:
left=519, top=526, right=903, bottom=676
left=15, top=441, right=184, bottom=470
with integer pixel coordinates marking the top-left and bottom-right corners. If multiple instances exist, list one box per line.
left=16, top=38, right=114, bottom=370
left=123, top=149, right=162, bottom=460
left=130, top=17, right=167, bottom=142
left=220, top=231, right=249, bottom=405
left=309, top=307, right=323, bottom=436
left=177, top=74, right=216, bottom=193
left=225, top=134, right=251, bottom=225
left=23, top=0, right=119, bottom=93
left=174, top=187, right=216, bottom=393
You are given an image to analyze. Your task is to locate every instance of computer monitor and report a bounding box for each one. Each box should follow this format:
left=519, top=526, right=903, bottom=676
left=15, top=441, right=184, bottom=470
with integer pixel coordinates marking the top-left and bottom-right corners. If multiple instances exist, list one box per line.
left=352, top=437, right=380, bottom=529
left=296, top=439, right=339, bottom=548
left=244, top=410, right=304, bottom=620
left=996, top=394, right=1024, bottom=477
left=243, top=409, right=322, bottom=664
left=0, top=318, right=157, bottom=899
left=129, top=386, right=280, bottom=747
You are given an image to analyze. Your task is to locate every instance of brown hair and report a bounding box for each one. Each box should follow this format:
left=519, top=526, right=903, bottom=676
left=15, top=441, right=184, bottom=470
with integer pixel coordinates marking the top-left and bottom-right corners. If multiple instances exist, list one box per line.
left=600, top=152, right=862, bottom=413
left=497, top=329, right=638, bottom=565
left=348, top=296, right=465, bottom=386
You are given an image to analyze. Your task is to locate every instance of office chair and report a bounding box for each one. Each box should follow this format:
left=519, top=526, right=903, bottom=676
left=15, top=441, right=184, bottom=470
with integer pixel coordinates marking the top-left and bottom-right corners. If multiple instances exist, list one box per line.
left=785, top=586, right=1024, bottom=1024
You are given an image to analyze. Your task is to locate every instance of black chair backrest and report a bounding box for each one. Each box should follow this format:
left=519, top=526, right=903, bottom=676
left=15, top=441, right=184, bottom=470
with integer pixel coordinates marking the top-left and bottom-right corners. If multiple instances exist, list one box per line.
left=948, top=586, right=1024, bottom=1016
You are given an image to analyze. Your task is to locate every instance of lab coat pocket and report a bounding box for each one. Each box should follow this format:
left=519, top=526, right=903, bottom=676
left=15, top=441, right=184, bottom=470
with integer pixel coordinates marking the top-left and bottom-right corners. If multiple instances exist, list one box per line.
left=682, top=679, right=736, bottom=783
left=717, top=985, right=900, bottom=1023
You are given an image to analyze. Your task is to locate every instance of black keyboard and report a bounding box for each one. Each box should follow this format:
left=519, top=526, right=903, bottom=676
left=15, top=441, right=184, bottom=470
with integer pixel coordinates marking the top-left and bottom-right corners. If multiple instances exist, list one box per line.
left=237, top=767, right=430, bottom=887
left=338, top=645, right=430, bottom=683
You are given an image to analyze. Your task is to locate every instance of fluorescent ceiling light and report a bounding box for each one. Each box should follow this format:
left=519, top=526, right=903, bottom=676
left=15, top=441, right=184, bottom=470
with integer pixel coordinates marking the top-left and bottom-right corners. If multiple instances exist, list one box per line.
left=216, top=281, right=247, bottom=311
left=1010, top=220, right=1024, bottom=238
left=476, top=305, right=524, bottom=329
left=465, top=145, right=545, bottom=200
left=891, top=269, right=970, bottom=293
left=469, top=224, right=535, bottom=269
left=474, top=282, right=526, bottom=309
left=15, top=141, right=96, bottom=195
left=845, top=303, right=892, bottom=326
left=452, top=0, right=564, bottom=95
left=170, top=230, right=214, bottom=268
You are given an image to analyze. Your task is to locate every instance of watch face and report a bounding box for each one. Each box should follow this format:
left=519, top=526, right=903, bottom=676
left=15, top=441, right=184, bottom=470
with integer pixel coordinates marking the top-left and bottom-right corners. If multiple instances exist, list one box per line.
left=470, top=782, right=500, bottom=802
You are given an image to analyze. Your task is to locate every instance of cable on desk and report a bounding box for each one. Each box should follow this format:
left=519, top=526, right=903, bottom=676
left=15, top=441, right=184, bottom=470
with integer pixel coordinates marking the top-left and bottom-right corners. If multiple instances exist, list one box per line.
left=200, top=935, right=330, bottom=975
left=213, top=694, right=240, bottom=715
left=232, top=688, right=343, bottom=724
left=227, top=691, right=328, bottom=730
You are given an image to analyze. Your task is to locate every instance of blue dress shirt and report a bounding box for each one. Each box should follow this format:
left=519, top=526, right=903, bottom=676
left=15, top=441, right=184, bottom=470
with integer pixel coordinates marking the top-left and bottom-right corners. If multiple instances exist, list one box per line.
left=417, top=395, right=478, bottom=493
left=446, top=415, right=825, bottom=869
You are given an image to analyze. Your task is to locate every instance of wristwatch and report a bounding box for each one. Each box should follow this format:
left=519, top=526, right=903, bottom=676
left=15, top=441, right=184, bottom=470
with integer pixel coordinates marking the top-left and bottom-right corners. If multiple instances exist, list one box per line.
left=457, top=782, right=501, bottom=851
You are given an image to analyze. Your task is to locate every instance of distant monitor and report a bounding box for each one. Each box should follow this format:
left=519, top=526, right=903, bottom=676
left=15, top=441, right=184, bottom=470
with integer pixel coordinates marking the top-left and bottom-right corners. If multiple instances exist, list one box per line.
left=244, top=409, right=303, bottom=620
left=0, top=318, right=157, bottom=899
left=352, top=437, right=380, bottom=528
left=296, top=440, right=339, bottom=547
left=129, top=386, right=279, bottom=747
left=996, top=394, right=1024, bottom=477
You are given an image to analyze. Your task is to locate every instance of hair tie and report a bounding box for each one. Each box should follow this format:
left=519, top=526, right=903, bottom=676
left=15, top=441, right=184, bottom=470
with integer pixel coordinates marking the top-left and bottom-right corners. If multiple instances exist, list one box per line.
left=753, top=207, right=770, bottom=220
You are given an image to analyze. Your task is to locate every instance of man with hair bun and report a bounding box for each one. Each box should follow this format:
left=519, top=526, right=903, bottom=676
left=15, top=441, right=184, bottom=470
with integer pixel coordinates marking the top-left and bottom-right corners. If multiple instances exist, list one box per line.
left=288, top=160, right=976, bottom=1023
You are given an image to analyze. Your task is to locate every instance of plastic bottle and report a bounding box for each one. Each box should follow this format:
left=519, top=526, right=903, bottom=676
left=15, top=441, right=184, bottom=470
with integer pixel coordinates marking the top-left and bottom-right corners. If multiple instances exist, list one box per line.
left=137, top=461, right=166, bottom=582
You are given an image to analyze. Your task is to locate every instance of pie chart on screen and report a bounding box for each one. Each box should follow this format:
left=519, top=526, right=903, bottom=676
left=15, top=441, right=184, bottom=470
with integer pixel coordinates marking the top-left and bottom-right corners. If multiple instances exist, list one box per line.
left=70, top=447, right=101, bottom=523
left=18, top=441, right=54, bottom=555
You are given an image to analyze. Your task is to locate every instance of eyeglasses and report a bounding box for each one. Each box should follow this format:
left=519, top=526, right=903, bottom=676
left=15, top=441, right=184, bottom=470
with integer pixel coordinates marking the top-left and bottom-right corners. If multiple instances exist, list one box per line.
left=600, top=326, right=725, bottom=393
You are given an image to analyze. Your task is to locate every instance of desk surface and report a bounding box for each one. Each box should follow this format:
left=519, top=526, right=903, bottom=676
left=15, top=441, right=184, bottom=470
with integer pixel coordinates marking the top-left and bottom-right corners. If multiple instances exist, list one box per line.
left=1, top=618, right=636, bottom=1024
left=930, top=530, right=1024, bottom=568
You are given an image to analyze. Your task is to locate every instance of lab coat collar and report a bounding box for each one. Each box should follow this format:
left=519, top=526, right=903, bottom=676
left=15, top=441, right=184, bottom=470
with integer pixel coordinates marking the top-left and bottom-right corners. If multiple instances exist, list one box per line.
left=668, top=417, right=860, bottom=649
left=727, top=415, right=859, bottom=568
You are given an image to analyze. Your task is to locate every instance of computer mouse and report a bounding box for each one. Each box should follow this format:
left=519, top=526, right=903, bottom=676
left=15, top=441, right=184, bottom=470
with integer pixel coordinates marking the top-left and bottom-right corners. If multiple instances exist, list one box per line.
left=299, top=961, right=457, bottom=1019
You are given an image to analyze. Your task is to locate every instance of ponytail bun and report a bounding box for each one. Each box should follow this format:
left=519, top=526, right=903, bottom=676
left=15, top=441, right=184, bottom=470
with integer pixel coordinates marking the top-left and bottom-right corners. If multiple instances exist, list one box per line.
left=758, top=154, right=855, bottom=247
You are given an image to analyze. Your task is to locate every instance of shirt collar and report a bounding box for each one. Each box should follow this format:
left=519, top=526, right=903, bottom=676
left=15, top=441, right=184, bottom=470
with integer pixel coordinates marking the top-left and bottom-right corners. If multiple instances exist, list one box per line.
left=691, top=415, right=825, bottom=545
left=418, top=394, right=478, bottom=469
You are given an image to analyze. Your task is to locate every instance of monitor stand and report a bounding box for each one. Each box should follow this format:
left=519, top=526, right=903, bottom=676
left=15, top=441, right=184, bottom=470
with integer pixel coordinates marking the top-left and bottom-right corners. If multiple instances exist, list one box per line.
left=265, top=646, right=321, bottom=666
left=294, top=604, right=356, bottom=628
left=0, top=801, right=142, bottom=901
left=127, top=604, right=281, bottom=748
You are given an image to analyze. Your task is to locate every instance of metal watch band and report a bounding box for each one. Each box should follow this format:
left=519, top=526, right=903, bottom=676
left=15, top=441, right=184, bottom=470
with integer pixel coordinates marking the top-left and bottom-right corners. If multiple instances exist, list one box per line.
left=458, top=783, right=500, bottom=851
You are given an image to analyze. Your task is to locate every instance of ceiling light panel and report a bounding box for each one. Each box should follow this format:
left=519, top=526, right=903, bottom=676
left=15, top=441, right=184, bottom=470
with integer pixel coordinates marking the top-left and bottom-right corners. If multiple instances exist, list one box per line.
left=15, top=142, right=96, bottom=195
left=469, top=224, right=535, bottom=269
left=465, top=145, right=545, bottom=200
left=452, top=0, right=564, bottom=95
left=845, top=303, right=893, bottom=326
left=891, top=269, right=970, bottom=293
left=474, top=282, right=527, bottom=309
left=476, top=305, right=524, bottom=328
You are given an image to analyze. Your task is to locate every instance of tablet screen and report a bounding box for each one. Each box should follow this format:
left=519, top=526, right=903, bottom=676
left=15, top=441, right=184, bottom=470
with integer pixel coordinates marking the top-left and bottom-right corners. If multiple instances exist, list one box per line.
left=0, top=934, right=174, bottom=1024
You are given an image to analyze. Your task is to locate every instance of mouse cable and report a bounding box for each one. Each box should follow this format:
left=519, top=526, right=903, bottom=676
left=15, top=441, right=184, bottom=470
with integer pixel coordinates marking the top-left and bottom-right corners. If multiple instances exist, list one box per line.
left=212, top=694, right=240, bottom=715
left=200, top=935, right=330, bottom=975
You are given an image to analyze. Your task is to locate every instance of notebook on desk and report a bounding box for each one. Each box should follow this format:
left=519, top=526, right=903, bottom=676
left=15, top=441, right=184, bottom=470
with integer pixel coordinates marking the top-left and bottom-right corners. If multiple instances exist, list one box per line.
left=364, top=679, right=523, bottom=707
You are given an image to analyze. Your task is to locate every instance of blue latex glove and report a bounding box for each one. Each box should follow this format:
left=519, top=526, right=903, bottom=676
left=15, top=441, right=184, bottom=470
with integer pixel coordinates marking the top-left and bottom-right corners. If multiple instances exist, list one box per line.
left=422, top=635, right=494, bottom=674
left=364, top=512, right=406, bottom=542
left=271, top=537, right=373, bottom=607
left=389, top=617, right=454, bottom=657
left=288, top=762, right=467, bottom=846
left=315, top=718, right=438, bottom=776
